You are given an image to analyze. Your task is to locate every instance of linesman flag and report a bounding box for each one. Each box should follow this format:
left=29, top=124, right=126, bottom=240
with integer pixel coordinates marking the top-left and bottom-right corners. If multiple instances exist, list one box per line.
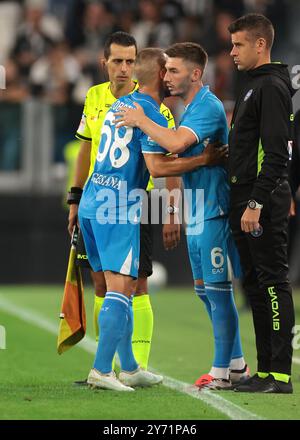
left=57, top=225, right=86, bottom=354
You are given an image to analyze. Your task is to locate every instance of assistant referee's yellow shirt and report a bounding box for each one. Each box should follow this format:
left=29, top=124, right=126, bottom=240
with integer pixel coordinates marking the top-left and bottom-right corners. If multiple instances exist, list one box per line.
left=76, top=81, right=175, bottom=191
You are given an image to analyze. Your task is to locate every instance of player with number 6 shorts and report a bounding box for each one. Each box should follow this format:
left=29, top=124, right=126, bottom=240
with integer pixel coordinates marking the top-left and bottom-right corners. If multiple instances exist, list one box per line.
left=115, top=42, right=250, bottom=390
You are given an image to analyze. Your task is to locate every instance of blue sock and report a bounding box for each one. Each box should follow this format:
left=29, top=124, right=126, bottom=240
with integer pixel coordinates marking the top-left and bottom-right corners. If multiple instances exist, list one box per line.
left=204, top=282, right=238, bottom=368
left=93, top=291, right=129, bottom=374
left=117, top=295, right=139, bottom=372
left=195, top=284, right=212, bottom=320
left=230, top=311, right=244, bottom=362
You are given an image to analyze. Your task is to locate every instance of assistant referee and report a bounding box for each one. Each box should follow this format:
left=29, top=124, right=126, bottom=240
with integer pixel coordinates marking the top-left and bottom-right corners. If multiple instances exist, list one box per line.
left=227, top=14, right=295, bottom=393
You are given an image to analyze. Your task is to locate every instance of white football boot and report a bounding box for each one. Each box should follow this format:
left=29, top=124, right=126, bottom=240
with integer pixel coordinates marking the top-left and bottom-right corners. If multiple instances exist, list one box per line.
left=87, top=368, right=135, bottom=392
left=119, top=367, right=163, bottom=388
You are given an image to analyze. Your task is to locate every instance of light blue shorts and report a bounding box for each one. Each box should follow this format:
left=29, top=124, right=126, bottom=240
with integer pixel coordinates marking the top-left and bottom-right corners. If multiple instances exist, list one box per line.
left=78, top=216, right=140, bottom=278
left=187, top=217, right=242, bottom=282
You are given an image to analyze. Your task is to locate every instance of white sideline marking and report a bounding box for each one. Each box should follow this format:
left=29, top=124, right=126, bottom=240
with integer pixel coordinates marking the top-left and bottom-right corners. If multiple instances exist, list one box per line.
left=149, top=371, right=261, bottom=420
left=293, top=357, right=300, bottom=365
left=0, top=296, right=261, bottom=420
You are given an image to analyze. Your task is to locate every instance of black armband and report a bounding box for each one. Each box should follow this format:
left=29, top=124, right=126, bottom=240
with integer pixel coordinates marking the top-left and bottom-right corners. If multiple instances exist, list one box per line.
left=67, top=187, right=83, bottom=205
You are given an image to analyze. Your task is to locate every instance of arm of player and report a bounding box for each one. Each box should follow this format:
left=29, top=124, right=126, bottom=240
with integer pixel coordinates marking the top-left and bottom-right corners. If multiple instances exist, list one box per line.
left=143, top=142, right=228, bottom=178
left=68, top=140, right=91, bottom=236
left=163, top=176, right=182, bottom=251
left=115, top=103, right=196, bottom=154
left=251, top=84, right=291, bottom=205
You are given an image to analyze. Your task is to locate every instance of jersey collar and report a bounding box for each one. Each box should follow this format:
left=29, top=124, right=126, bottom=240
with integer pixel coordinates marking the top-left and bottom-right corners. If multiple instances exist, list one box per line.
left=108, top=80, right=138, bottom=99
left=131, top=90, right=160, bottom=109
left=186, top=85, right=210, bottom=110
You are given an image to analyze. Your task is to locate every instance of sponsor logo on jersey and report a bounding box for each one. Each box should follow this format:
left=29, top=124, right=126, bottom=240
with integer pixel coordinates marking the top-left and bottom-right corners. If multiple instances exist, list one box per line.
left=91, top=173, right=121, bottom=190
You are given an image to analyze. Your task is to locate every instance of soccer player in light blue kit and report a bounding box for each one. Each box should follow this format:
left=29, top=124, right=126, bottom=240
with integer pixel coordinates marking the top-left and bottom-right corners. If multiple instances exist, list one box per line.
left=78, top=48, right=226, bottom=391
left=115, top=42, right=250, bottom=389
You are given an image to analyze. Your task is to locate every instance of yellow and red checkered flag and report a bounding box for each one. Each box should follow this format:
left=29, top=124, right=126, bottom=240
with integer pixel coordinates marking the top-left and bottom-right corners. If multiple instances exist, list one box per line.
left=57, top=226, right=86, bottom=354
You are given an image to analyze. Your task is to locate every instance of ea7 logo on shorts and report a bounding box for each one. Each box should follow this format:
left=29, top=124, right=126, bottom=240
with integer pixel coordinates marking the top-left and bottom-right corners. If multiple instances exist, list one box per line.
left=244, top=89, right=253, bottom=101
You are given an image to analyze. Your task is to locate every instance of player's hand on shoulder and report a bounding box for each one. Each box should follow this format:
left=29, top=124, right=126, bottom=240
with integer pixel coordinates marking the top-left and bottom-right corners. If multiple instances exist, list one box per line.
left=203, top=141, right=228, bottom=166
left=68, top=204, right=79, bottom=237
left=114, top=102, right=145, bottom=128
left=163, top=215, right=181, bottom=250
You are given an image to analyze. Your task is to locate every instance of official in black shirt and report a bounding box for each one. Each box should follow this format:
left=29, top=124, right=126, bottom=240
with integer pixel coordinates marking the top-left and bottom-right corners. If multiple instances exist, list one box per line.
left=228, top=13, right=295, bottom=393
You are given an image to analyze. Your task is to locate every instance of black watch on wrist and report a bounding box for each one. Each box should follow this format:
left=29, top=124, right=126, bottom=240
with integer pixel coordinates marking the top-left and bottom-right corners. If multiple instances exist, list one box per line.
left=67, top=187, right=83, bottom=205
left=247, top=199, right=263, bottom=210
left=166, top=205, right=179, bottom=215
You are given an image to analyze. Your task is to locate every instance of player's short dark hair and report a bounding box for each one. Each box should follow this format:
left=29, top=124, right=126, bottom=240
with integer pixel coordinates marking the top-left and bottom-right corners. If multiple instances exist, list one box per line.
left=228, top=13, right=274, bottom=49
left=136, top=48, right=166, bottom=70
left=165, top=42, right=208, bottom=71
left=104, top=31, right=137, bottom=59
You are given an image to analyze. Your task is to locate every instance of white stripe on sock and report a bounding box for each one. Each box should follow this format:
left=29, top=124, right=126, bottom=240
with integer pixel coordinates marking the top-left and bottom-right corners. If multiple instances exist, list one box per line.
left=195, top=291, right=206, bottom=297
left=195, top=287, right=205, bottom=295
left=105, top=296, right=129, bottom=307
left=106, top=292, right=129, bottom=303
left=204, top=286, right=232, bottom=292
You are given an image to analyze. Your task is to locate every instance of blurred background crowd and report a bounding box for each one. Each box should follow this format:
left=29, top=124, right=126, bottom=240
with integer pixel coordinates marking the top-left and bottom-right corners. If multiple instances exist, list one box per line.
left=1, top=0, right=299, bottom=165
left=0, top=0, right=293, bottom=104
left=0, top=0, right=300, bottom=286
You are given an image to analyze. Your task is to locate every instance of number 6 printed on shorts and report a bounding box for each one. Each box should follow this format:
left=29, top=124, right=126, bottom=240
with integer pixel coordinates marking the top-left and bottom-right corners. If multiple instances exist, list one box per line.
left=211, top=247, right=224, bottom=269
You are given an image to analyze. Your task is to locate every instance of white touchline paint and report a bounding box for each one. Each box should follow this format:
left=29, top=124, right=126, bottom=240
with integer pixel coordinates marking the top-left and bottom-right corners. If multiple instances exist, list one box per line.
left=0, top=295, right=262, bottom=420
left=292, top=357, right=300, bottom=365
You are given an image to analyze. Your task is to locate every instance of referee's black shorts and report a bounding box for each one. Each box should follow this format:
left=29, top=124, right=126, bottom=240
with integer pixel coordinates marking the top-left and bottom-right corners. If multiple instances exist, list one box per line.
left=76, top=193, right=153, bottom=278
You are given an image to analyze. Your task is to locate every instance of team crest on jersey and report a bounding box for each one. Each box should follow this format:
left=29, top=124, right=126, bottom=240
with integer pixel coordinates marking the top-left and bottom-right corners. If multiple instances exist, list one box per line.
left=250, top=225, right=263, bottom=238
left=244, top=89, right=253, bottom=101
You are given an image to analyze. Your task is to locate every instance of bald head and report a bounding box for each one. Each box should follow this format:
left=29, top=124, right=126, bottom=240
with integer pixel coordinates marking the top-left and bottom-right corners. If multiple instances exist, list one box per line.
left=134, top=48, right=166, bottom=86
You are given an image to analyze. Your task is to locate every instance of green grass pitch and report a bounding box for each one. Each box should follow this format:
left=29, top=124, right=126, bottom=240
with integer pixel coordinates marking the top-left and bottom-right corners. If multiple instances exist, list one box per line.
left=0, top=285, right=299, bottom=420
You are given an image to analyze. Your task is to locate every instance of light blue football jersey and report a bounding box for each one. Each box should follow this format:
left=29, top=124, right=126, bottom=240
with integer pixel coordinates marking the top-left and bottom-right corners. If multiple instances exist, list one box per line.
left=179, top=85, right=229, bottom=226
left=79, top=91, right=167, bottom=222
